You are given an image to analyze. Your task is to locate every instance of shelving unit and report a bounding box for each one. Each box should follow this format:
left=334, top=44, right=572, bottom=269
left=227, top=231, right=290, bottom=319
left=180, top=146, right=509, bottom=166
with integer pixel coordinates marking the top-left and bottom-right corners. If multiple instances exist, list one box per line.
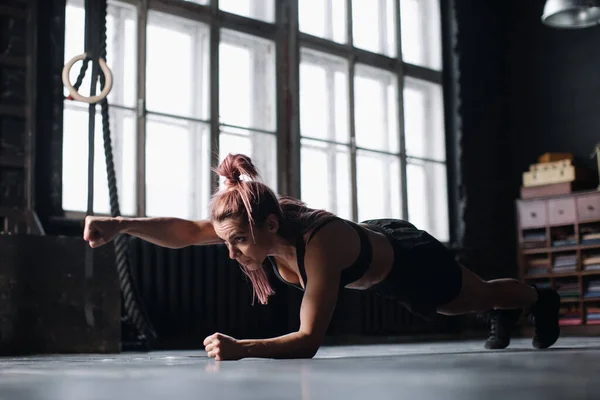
left=517, top=190, right=600, bottom=327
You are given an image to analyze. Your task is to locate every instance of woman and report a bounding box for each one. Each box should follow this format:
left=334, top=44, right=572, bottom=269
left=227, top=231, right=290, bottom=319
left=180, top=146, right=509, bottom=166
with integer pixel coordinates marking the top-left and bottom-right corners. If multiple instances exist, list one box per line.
left=83, top=153, right=560, bottom=360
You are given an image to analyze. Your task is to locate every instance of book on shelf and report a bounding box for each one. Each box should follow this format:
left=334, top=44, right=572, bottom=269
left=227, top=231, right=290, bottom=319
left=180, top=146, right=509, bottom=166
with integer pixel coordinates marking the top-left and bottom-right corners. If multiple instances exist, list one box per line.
left=526, top=267, right=549, bottom=276
left=552, top=238, right=577, bottom=247
left=552, top=266, right=577, bottom=273
left=560, top=319, right=583, bottom=326
left=552, top=254, right=577, bottom=273
left=522, top=232, right=547, bottom=248
left=557, top=283, right=580, bottom=299
left=535, top=281, right=552, bottom=289
left=559, top=307, right=582, bottom=325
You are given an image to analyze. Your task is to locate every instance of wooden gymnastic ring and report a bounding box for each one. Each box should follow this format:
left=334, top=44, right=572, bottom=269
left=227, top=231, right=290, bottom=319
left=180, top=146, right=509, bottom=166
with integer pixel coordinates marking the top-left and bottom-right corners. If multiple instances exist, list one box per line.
left=62, top=52, right=113, bottom=104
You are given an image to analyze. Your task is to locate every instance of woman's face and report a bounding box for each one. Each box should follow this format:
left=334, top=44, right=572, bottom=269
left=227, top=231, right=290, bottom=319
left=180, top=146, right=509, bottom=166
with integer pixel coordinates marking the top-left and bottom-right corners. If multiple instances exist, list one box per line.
left=213, top=215, right=279, bottom=271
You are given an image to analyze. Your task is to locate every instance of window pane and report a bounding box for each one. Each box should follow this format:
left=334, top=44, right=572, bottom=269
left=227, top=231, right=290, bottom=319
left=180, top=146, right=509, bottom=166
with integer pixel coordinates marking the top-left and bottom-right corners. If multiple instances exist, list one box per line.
left=64, top=1, right=87, bottom=98
left=354, top=64, right=399, bottom=153
left=220, top=0, right=275, bottom=23
left=300, top=49, right=349, bottom=143
left=352, top=0, right=396, bottom=56
left=301, top=139, right=352, bottom=220
left=407, top=160, right=448, bottom=242
left=400, top=0, right=442, bottom=70
left=299, top=0, right=347, bottom=43
left=356, top=150, right=401, bottom=222
left=62, top=103, right=136, bottom=216
left=219, top=127, right=277, bottom=190
left=64, top=0, right=137, bottom=108
left=403, top=77, right=445, bottom=161
left=220, top=30, right=276, bottom=132
left=146, top=115, right=210, bottom=219
left=147, top=12, right=209, bottom=120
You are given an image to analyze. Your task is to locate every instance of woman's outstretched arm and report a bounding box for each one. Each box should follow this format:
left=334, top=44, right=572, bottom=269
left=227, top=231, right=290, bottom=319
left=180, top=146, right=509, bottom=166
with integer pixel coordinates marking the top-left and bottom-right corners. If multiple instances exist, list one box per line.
left=83, top=216, right=223, bottom=249
left=203, top=231, right=342, bottom=360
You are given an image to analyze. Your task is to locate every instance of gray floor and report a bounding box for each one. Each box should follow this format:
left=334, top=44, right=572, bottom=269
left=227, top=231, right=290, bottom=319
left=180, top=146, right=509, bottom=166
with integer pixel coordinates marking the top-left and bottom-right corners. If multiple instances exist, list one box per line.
left=1, top=337, right=599, bottom=400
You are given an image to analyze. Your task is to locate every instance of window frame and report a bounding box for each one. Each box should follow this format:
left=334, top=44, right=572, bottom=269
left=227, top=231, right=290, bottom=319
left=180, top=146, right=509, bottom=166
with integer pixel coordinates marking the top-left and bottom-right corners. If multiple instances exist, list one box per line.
left=58, top=0, right=454, bottom=243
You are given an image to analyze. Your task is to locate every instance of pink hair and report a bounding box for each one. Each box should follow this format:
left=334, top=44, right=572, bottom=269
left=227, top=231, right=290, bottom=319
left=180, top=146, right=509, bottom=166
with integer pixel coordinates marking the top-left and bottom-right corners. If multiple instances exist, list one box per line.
left=210, top=153, right=334, bottom=305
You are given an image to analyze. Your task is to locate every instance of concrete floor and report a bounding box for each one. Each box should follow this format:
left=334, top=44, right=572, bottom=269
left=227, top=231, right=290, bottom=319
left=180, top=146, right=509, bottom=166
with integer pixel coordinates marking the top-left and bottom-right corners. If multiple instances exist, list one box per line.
left=1, top=337, right=599, bottom=400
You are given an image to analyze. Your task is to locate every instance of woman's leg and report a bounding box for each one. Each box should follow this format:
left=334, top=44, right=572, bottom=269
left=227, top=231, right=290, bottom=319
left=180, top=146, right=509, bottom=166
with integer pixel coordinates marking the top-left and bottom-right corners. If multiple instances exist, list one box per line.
left=437, top=265, right=560, bottom=350
left=437, top=266, right=538, bottom=314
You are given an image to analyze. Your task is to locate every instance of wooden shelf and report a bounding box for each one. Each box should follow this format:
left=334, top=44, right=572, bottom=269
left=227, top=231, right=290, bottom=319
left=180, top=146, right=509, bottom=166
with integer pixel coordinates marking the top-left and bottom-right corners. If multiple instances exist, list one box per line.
left=522, top=243, right=600, bottom=254
left=524, top=271, right=600, bottom=280
left=583, top=297, right=600, bottom=303
left=561, top=298, right=580, bottom=303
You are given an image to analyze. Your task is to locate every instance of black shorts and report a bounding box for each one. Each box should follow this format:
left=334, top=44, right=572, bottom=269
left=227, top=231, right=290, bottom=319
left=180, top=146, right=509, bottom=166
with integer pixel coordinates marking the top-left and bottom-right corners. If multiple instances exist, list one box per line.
left=362, top=219, right=463, bottom=320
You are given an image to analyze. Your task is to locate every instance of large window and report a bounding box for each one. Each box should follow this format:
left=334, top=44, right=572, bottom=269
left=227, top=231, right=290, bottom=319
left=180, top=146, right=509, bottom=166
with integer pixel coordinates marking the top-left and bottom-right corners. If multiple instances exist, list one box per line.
left=62, top=0, right=276, bottom=220
left=300, top=49, right=351, bottom=220
left=145, top=11, right=210, bottom=219
left=62, top=0, right=137, bottom=216
left=61, top=0, right=450, bottom=242
left=218, top=29, right=277, bottom=190
left=299, top=0, right=448, bottom=241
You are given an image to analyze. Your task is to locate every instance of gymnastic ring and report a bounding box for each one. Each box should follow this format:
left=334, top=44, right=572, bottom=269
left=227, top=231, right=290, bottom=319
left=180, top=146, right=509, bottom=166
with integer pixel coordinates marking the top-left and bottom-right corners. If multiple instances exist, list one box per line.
left=62, top=53, right=113, bottom=104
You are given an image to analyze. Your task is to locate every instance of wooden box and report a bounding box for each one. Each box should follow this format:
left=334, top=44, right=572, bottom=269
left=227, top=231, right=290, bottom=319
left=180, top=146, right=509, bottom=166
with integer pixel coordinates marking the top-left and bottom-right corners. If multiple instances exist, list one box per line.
left=538, top=152, right=574, bottom=163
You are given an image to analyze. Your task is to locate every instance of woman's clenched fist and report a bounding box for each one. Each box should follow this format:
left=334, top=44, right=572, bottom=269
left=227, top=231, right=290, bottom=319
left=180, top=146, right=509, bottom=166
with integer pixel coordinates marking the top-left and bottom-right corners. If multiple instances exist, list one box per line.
left=203, top=332, right=244, bottom=361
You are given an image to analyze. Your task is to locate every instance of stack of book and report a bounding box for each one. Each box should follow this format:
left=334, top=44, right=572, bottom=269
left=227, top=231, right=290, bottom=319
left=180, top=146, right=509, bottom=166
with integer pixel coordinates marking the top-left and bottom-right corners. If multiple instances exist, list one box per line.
left=522, top=231, right=547, bottom=249
left=526, top=258, right=549, bottom=276
left=559, top=307, right=582, bottom=326
left=552, top=234, right=577, bottom=247
left=584, top=280, right=600, bottom=299
left=556, top=282, right=580, bottom=299
left=581, top=232, right=600, bottom=246
left=586, top=307, right=600, bottom=325
left=552, top=254, right=577, bottom=273
left=582, top=253, right=600, bottom=272
left=535, top=281, right=552, bottom=290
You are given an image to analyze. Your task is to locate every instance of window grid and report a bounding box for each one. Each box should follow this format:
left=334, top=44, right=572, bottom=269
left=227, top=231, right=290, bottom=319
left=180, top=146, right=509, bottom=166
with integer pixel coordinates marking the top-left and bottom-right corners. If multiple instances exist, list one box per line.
left=62, top=0, right=448, bottom=240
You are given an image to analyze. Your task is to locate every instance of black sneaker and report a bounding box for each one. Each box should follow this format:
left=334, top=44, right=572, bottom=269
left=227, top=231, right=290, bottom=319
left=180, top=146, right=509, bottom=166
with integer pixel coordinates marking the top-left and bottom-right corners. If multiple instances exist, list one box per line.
left=531, top=287, right=560, bottom=349
left=481, top=309, right=522, bottom=349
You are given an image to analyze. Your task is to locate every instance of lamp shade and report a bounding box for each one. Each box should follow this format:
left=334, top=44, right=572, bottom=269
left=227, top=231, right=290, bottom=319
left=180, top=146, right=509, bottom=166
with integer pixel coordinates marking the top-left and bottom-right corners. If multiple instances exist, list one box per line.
left=542, top=0, right=600, bottom=28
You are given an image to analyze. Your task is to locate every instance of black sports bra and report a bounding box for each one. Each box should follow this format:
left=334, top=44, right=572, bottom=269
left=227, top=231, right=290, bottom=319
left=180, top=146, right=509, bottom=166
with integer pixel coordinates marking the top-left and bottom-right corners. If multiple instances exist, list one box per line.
left=267, top=217, right=372, bottom=291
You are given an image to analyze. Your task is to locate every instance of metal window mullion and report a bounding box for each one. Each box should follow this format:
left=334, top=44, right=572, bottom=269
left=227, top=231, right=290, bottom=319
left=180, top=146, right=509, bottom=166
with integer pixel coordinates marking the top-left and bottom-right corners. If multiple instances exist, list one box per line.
left=346, top=0, right=358, bottom=222
left=275, top=0, right=287, bottom=195
left=287, top=0, right=301, bottom=199
left=136, top=0, right=148, bottom=216
left=404, top=63, right=442, bottom=84
left=395, top=0, right=408, bottom=221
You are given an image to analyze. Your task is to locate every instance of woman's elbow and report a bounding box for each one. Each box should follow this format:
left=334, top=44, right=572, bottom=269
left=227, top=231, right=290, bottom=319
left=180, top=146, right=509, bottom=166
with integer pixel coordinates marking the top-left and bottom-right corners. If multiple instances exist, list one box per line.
left=300, top=336, right=321, bottom=358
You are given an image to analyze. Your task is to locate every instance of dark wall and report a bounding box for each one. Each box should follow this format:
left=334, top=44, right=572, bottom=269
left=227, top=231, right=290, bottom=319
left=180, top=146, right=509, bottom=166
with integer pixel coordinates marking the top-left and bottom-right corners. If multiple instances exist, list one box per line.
left=455, top=0, right=600, bottom=279
left=454, top=0, right=516, bottom=279
left=506, top=0, right=600, bottom=177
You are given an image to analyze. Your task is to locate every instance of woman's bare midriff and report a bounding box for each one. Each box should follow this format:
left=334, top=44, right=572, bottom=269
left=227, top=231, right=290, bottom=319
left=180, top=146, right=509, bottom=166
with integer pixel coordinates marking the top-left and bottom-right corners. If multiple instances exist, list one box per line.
left=343, top=223, right=394, bottom=290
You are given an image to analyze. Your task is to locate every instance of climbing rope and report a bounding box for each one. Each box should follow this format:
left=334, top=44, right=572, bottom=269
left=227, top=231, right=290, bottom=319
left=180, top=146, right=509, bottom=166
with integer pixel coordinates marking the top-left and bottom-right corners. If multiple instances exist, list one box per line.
left=62, top=0, right=157, bottom=346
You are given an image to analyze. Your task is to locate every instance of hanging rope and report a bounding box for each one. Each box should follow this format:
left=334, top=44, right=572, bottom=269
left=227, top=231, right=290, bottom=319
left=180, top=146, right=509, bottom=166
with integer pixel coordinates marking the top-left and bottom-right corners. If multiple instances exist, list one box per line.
left=62, top=0, right=157, bottom=346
